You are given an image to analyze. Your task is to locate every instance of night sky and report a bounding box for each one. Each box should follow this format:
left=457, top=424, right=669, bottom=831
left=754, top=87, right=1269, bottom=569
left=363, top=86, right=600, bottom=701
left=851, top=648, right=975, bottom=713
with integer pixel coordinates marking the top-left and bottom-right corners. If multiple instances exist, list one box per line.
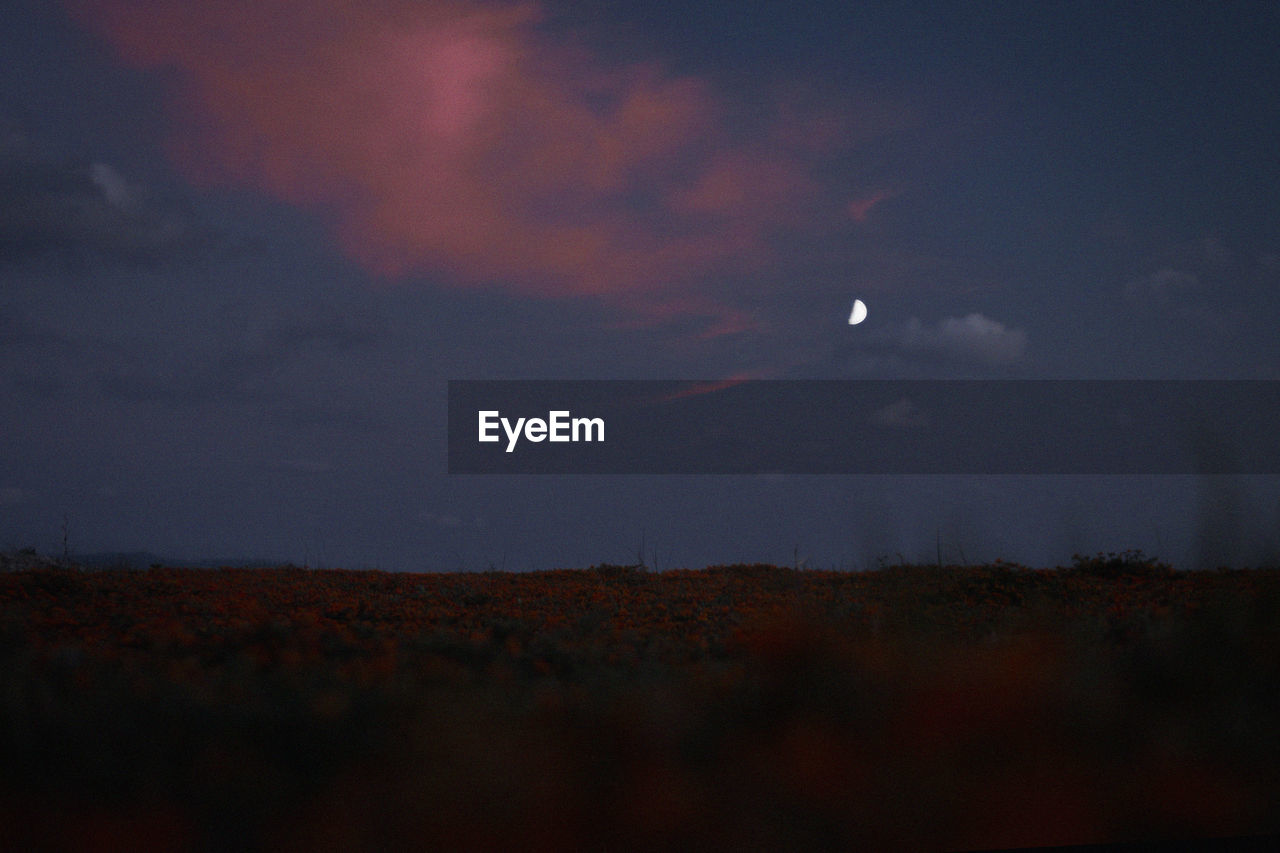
left=3, top=0, right=1279, bottom=570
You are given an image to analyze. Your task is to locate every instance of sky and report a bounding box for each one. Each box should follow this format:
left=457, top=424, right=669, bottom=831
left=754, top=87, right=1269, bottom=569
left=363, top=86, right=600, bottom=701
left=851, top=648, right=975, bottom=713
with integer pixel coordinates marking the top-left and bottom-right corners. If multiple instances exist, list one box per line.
left=3, top=0, right=1280, bottom=570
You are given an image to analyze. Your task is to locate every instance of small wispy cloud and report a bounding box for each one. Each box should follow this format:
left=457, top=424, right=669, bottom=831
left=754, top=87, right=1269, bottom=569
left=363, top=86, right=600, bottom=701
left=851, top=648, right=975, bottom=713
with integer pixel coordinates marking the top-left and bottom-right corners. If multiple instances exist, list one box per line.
left=270, top=459, right=332, bottom=474
left=847, top=189, right=896, bottom=223
left=0, top=119, right=199, bottom=266
left=420, top=510, right=484, bottom=530
left=1122, top=267, right=1200, bottom=304
left=89, top=163, right=138, bottom=212
left=869, top=396, right=928, bottom=428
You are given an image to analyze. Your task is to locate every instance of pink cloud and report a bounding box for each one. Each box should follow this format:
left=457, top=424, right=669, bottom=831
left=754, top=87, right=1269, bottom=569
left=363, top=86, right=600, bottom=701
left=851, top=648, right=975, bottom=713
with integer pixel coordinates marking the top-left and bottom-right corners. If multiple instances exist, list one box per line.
left=848, top=190, right=896, bottom=223
left=649, top=372, right=768, bottom=404
left=65, top=0, right=846, bottom=327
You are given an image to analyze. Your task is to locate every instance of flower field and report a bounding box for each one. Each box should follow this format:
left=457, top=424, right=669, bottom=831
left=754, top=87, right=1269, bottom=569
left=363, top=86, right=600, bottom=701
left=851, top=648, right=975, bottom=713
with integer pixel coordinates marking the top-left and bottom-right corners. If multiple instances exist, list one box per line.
left=3, top=558, right=1280, bottom=850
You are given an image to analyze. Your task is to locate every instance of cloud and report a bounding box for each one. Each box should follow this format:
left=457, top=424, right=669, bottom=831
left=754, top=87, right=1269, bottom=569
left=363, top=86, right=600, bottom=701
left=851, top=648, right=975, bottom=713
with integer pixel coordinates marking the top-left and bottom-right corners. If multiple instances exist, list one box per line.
left=269, top=459, right=332, bottom=474
left=848, top=190, right=895, bottom=223
left=1122, top=267, right=1200, bottom=303
left=869, top=396, right=928, bottom=428
left=1120, top=265, right=1232, bottom=333
left=652, top=374, right=756, bottom=403
left=420, top=510, right=484, bottom=530
left=97, top=358, right=269, bottom=405
left=97, top=305, right=383, bottom=406
left=0, top=120, right=198, bottom=266
left=796, top=311, right=1030, bottom=378
left=258, top=305, right=383, bottom=354
left=62, top=0, right=856, bottom=328
left=89, top=163, right=138, bottom=212
left=899, top=313, right=1027, bottom=365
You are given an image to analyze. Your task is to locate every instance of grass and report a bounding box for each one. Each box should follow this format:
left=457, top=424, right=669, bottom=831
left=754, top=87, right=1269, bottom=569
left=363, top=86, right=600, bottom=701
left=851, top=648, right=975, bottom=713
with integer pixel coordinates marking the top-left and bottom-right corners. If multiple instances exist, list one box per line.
left=2, top=558, right=1280, bottom=850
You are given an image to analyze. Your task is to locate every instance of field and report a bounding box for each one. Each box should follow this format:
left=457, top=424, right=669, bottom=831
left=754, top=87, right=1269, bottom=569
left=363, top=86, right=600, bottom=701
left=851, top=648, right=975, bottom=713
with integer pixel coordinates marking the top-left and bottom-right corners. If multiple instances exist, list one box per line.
left=3, top=556, right=1280, bottom=851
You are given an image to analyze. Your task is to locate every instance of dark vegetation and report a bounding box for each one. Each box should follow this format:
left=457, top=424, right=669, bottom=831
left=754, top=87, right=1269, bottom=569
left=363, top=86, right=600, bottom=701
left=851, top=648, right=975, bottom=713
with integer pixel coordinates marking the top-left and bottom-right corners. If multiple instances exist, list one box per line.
left=3, top=556, right=1280, bottom=850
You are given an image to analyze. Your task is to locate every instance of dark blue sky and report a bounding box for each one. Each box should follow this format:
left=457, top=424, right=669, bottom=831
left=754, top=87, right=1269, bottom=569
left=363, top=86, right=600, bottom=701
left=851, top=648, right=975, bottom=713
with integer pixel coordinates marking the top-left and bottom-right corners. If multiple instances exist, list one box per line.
left=3, top=0, right=1279, bottom=570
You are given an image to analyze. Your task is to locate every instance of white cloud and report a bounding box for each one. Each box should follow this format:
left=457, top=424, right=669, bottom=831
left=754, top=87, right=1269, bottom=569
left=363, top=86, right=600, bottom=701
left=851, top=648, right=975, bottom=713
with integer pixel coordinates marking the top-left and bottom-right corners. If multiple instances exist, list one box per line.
left=899, top=313, right=1027, bottom=365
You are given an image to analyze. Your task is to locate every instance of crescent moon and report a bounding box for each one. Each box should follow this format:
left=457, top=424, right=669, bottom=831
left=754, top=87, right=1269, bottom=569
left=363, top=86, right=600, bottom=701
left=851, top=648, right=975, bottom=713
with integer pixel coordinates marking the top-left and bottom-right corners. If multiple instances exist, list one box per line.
left=849, top=299, right=867, bottom=325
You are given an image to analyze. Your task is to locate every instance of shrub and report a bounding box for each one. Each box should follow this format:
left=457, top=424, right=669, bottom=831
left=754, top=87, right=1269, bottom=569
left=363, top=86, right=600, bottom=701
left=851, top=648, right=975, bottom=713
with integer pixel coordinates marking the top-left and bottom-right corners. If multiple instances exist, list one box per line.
left=1070, top=549, right=1172, bottom=579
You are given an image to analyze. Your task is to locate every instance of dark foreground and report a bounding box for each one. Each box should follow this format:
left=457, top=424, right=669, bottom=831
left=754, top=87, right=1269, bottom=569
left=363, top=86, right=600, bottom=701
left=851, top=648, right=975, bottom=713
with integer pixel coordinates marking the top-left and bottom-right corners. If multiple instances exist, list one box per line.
left=3, top=557, right=1280, bottom=851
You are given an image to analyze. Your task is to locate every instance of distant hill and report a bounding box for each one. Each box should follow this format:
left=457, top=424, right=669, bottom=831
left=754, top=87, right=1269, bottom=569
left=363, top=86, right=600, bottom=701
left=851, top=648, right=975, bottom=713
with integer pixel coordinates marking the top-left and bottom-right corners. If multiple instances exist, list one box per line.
left=0, top=549, right=285, bottom=571
left=74, top=551, right=284, bottom=570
